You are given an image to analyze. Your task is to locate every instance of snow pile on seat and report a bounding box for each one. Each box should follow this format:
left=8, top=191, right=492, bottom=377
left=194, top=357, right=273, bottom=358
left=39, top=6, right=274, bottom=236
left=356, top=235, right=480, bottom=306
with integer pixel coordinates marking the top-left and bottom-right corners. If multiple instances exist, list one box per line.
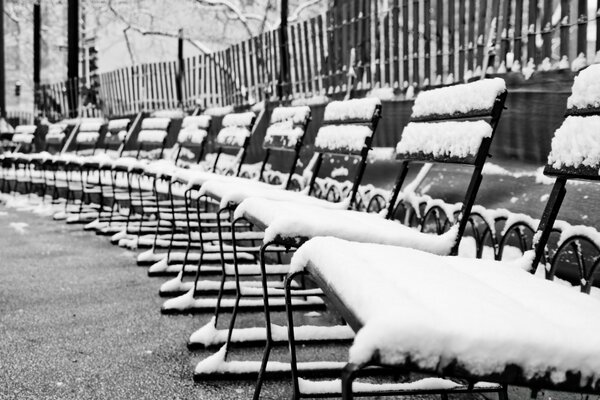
left=292, top=237, right=600, bottom=386
left=137, top=129, right=168, bottom=143
left=314, top=125, right=373, bottom=152
left=204, top=105, right=234, bottom=117
left=323, top=98, right=381, bottom=122
left=182, top=115, right=212, bottom=129
left=411, top=78, right=505, bottom=117
left=107, top=118, right=130, bottom=131
left=140, top=117, right=170, bottom=130
left=152, top=109, right=186, bottom=119
left=546, top=116, right=600, bottom=169
left=235, top=197, right=457, bottom=254
left=76, top=131, right=100, bottom=144
left=222, top=112, right=255, bottom=127
left=567, top=64, right=600, bottom=110
left=270, top=106, right=311, bottom=125
left=396, top=120, right=492, bottom=158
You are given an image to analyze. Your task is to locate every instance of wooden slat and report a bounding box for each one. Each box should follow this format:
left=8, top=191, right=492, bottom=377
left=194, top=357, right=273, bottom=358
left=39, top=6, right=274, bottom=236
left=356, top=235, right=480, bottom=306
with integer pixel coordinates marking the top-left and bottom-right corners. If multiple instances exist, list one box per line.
left=423, top=0, right=431, bottom=85
left=391, top=0, right=400, bottom=87
left=527, top=0, right=537, bottom=64
left=476, top=0, right=488, bottom=69
left=541, top=0, right=553, bottom=60
left=458, top=0, right=466, bottom=80
left=514, top=0, right=524, bottom=65
left=577, top=0, right=587, bottom=55
left=402, top=0, right=410, bottom=84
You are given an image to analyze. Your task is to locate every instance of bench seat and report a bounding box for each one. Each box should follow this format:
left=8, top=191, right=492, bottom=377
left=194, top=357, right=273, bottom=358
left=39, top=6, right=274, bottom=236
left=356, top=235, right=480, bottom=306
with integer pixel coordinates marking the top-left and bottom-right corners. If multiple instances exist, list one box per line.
left=293, top=236, right=600, bottom=393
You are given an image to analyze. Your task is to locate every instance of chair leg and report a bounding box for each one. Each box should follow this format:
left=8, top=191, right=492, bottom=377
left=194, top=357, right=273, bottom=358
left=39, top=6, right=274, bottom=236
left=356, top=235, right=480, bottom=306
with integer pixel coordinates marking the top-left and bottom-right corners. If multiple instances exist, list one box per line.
left=286, top=270, right=306, bottom=400
left=341, top=363, right=362, bottom=400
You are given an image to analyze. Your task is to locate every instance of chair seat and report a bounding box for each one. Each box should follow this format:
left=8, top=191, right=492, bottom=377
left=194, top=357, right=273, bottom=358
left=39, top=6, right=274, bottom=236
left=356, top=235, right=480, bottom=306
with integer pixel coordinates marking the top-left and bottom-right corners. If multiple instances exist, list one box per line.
left=234, top=197, right=456, bottom=255
left=295, top=237, right=600, bottom=388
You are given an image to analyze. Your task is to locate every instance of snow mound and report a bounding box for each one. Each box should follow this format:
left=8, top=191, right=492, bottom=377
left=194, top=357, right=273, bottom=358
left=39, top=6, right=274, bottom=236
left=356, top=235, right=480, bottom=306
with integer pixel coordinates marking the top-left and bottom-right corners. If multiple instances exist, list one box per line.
left=547, top=116, right=600, bottom=169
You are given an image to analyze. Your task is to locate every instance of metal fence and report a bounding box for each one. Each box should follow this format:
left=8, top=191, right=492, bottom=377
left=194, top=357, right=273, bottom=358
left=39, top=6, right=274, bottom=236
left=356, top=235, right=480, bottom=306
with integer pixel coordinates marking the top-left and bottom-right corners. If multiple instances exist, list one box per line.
left=36, top=0, right=600, bottom=119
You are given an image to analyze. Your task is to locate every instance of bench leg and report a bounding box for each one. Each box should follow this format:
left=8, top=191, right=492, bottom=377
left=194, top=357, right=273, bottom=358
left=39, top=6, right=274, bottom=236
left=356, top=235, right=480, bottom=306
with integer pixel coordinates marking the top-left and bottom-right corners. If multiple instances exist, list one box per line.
left=341, top=363, right=362, bottom=400
left=285, top=270, right=307, bottom=400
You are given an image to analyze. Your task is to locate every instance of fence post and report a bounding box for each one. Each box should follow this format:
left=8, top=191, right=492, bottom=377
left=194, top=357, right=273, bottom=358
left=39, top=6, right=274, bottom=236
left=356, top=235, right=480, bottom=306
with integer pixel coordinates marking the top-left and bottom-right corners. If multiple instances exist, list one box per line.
left=277, top=0, right=289, bottom=100
left=0, top=0, right=5, bottom=119
left=68, top=0, right=79, bottom=117
left=177, top=28, right=184, bottom=107
left=33, top=0, right=41, bottom=119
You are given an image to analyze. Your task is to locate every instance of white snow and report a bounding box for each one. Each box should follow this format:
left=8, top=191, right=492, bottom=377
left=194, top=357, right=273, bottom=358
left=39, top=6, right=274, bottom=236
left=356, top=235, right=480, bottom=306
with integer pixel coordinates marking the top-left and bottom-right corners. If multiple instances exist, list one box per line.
left=137, top=129, right=168, bottom=143
left=215, top=126, right=251, bottom=147
left=140, top=117, right=170, bottom=130
left=177, top=127, right=207, bottom=144
left=568, top=64, right=600, bottom=109
left=314, top=125, right=372, bottom=152
left=323, top=98, right=381, bottom=122
left=151, top=109, right=185, bottom=119
left=557, top=224, right=600, bottom=250
left=182, top=115, right=212, bottom=129
left=292, top=237, right=600, bottom=387
left=203, top=105, right=235, bottom=117
left=9, top=222, right=28, bottom=234
left=75, top=131, right=100, bottom=144
left=221, top=112, right=255, bottom=127
left=264, top=121, right=305, bottom=148
left=14, top=125, right=36, bottom=135
left=547, top=116, right=600, bottom=169
left=396, top=121, right=492, bottom=158
left=367, top=147, right=395, bottom=162
left=11, top=133, right=34, bottom=143
left=45, top=125, right=67, bottom=142
left=411, top=78, right=506, bottom=117
left=107, top=118, right=130, bottom=131
left=270, top=106, right=311, bottom=125
left=291, top=95, right=330, bottom=106
left=234, top=197, right=458, bottom=255
left=79, top=120, right=103, bottom=132
left=297, top=377, right=479, bottom=395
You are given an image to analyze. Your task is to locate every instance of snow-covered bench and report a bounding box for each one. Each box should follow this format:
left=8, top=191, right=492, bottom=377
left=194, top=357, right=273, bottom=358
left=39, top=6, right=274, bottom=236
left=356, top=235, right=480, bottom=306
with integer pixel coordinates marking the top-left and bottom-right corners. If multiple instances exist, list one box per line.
left=286, top=66, right=600, bottom=399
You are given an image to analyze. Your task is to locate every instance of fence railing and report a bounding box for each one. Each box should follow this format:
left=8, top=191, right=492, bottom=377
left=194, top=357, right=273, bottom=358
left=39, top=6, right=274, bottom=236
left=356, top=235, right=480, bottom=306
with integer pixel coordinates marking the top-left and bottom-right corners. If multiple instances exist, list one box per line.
left=36, top=0, right=600, bottom=120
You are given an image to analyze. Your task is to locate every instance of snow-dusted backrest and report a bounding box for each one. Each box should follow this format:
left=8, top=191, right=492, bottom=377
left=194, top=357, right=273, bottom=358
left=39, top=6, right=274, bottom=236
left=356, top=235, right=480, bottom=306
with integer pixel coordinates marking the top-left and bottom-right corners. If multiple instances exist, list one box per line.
left=152, top=109, right=186, bottom=119
left=566, top=64, right=600, bottom=112
left=137, top=117, right=171, bottom=144
left=204, top=105, right=235, bottom=117
left=215, top=111, right=256, bottom=148
left=105, top=118, right=130, bottom=144
left=45, top=123, right=68, bottom=144
left=177, top=115, right=212, bottom=145
left=314, top=98, right=382, bottom=155
left=411, top=78, right=506, bottom=119
left=263, top=106, right=311, bottom=150
left=14, top=125, right=36, bottom=135
left=396, top=79, right=507, bottom=163
left=545, top=66, right=600, bottom=176
left=76, top=119, right=104, bottom=144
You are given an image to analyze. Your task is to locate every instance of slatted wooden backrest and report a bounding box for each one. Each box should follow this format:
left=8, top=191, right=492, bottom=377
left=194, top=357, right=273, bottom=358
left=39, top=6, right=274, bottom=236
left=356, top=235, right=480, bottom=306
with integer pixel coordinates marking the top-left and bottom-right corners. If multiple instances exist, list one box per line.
left=212, top=111, right=256, bottom=176
left=308, top=98, right=382, bottom=206
left=44, top=122, right=69, bottom=153
left=260, top=105, right=311, bottom=188
left=10, top=125, right=37, bottom=151
left=101, top=118, right=131, bottom=158
left=135, top=117, right=171, bottom=159
left=387, top=78, right=508, bottom=255
left=175, top=115, right=212, bottom=163
left=73, top=119, right=105, bottom=155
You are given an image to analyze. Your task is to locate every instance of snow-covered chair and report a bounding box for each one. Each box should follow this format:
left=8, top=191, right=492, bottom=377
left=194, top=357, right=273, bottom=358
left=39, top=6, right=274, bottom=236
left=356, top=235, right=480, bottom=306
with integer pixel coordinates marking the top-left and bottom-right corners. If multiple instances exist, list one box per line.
left=131, top=110, right=259, bottom=261
left=187, top=80, right=508, bottom=395
left=0, top=124, right=37, bottom=192
left=286, top=67, right=600, bottom=399
left=138, top=106, right=313, bottom=268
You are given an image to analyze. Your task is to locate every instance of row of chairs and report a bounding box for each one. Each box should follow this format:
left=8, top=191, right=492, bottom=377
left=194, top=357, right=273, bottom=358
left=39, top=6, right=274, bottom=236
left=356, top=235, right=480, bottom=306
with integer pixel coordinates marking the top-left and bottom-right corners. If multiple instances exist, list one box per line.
left=2, top=68, right=599, bottom=399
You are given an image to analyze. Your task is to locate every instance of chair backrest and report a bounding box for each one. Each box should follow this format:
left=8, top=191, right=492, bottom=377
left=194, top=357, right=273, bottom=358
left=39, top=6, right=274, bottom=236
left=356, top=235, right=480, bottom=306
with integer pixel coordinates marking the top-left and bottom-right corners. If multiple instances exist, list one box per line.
left=307, top=98, right=382, bottom=206
left=11, top=125, right=37, bottom=150
left=44, top=122, right=69, bottom=153
left=135, top=117, right=171, bottom=159
left=532, top=64, right=600, bottom=283
left=212, top=111, right=256, bottom=176
left=387, top=78, right=508, bottom=255
left=73, top=119, right=105, bottom=154
left=260, top=105, right=311, bottom=188
left=175, top=115, right=212, bottom=163
left=103, top=118, right=131, bottom=152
